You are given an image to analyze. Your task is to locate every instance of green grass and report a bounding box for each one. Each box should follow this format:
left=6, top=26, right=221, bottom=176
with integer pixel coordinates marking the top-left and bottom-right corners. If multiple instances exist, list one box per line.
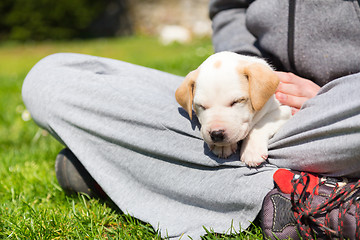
left=0, top=36, right=263, bottom=239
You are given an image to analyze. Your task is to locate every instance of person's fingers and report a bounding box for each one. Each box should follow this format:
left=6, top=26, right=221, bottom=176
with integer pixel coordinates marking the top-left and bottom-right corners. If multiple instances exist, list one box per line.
left=276, top=81, right=302, bottom=97
left=275, top=72, right=297, bottom=84
left=275, top=71, right=320, bottom=100
left=275, top=91, right=308, bottom=110
left=275, top=71, right=321, bottom=115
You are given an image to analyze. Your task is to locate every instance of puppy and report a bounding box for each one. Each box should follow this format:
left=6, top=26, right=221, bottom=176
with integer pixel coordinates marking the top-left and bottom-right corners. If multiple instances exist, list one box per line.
left=175, top=51, right=291, bottom=167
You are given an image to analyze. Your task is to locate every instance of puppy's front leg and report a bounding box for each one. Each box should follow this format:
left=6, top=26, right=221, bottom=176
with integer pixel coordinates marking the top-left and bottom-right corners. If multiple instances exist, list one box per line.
left=240, top=106, right=291, bottom=167
left=240, top=130, right=269, bottom=167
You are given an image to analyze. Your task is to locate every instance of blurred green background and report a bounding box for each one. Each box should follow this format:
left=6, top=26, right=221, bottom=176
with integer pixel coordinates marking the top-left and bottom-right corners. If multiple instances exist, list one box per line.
left=0, top=0, right=132, bottom=41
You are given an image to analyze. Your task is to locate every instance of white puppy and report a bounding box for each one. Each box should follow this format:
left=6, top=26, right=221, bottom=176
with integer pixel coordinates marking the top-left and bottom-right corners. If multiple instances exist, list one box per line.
left=175, top=51, right=291, bottom=167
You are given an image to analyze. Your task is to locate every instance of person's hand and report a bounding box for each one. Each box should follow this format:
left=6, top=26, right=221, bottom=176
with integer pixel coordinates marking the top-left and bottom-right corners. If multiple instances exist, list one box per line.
left=275, top=72, right=320, bottom=115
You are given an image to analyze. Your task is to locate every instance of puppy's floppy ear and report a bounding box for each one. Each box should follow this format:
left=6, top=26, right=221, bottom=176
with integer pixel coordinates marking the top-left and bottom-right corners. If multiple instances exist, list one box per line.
left=175, top=69, right=199, bottom=120
left=241, top=63, right=279, bottom=111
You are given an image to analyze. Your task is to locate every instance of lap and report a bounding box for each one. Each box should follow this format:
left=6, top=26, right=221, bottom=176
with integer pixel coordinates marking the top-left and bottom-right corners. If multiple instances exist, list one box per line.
left=22, top=52, right=360, bottom=238
left=23, top=53, right=360, bottom=238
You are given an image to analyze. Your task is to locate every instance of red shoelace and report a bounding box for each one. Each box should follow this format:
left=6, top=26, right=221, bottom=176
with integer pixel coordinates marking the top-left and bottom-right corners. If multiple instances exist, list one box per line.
left=290, top=172, right=360, bottom=240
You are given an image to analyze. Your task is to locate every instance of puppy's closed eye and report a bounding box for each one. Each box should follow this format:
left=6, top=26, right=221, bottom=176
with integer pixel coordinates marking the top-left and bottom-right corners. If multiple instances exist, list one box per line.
left=195, top=103, right=207, bottom=111
left=230, top=98, right=247, bottom=107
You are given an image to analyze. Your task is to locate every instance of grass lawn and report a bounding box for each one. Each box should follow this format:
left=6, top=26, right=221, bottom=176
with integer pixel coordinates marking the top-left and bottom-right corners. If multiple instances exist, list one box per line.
left=0, top=36, right=263, bottom=239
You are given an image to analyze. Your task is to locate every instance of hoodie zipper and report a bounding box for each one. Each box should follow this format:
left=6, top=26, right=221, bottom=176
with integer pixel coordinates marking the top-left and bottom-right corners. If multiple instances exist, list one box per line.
left=288, top=0, right=297, bottom=73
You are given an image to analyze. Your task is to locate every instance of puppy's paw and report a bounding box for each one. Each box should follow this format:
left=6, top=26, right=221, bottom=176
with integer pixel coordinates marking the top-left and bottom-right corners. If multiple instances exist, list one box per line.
left=210, top=143, right=237, bottom=158
left=240, top=142, right=268, bottom=167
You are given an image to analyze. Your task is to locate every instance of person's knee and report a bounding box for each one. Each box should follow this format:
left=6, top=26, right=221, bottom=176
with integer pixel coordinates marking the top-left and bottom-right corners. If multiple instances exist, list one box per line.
left=22, top=53, right=63, bottom=129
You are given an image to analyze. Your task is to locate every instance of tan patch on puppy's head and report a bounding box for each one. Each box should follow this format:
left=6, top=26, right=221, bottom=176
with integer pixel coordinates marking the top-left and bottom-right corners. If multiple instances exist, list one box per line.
left=175, top=69, right=200, bottom=119
left=213, top=60, right=222, bottom=69
left=237, top=62, right=279, bottom=111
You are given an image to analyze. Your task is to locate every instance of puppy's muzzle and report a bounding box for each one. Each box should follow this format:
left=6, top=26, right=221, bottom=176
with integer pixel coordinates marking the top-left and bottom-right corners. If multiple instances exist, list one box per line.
left=210, top=129, right=225, bottom=142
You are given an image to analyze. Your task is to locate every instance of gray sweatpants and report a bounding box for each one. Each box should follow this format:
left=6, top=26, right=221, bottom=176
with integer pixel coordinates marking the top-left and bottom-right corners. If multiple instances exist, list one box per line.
left=22, top=53, right=360, bottom=239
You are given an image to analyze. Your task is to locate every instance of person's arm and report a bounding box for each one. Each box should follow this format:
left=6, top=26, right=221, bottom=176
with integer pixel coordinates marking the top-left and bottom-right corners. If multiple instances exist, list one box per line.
left=209, top=0, right=261, bottom=56
left=275, top=72, right=320, bottom=115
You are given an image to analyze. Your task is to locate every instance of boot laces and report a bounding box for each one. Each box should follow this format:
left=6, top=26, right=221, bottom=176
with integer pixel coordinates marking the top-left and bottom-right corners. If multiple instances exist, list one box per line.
left=290, top=173, right=360, bottom=240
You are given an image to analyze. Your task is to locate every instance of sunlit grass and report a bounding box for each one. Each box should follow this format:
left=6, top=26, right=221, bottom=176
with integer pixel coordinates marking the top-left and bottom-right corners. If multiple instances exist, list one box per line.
left=0, top=36, right=213, bottom=77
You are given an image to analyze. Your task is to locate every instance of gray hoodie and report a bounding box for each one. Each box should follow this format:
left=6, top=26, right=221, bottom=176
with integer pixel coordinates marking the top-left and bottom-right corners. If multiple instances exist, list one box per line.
left=210, top=0, right=360, bottom=86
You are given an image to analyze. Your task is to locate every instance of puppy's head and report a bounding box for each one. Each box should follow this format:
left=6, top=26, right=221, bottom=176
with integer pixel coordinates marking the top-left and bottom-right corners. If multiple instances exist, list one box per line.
left=175, top=51, right=279, bottom=147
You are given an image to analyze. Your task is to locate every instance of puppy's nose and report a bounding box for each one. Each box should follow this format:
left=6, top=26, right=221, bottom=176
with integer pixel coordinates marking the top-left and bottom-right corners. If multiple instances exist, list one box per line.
left=210, top=130, right=225, bottom=142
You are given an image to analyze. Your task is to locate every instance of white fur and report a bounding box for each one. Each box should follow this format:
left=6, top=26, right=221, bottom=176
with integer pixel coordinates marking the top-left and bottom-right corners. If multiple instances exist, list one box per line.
left=193, top=52, right=291, bottom=167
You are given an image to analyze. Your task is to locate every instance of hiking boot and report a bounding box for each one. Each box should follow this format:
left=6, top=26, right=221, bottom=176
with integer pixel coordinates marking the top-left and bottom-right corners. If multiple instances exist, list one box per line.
left=260, top=169, right=360, bottom=239
left=55, top=148, right=107, bottom=199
